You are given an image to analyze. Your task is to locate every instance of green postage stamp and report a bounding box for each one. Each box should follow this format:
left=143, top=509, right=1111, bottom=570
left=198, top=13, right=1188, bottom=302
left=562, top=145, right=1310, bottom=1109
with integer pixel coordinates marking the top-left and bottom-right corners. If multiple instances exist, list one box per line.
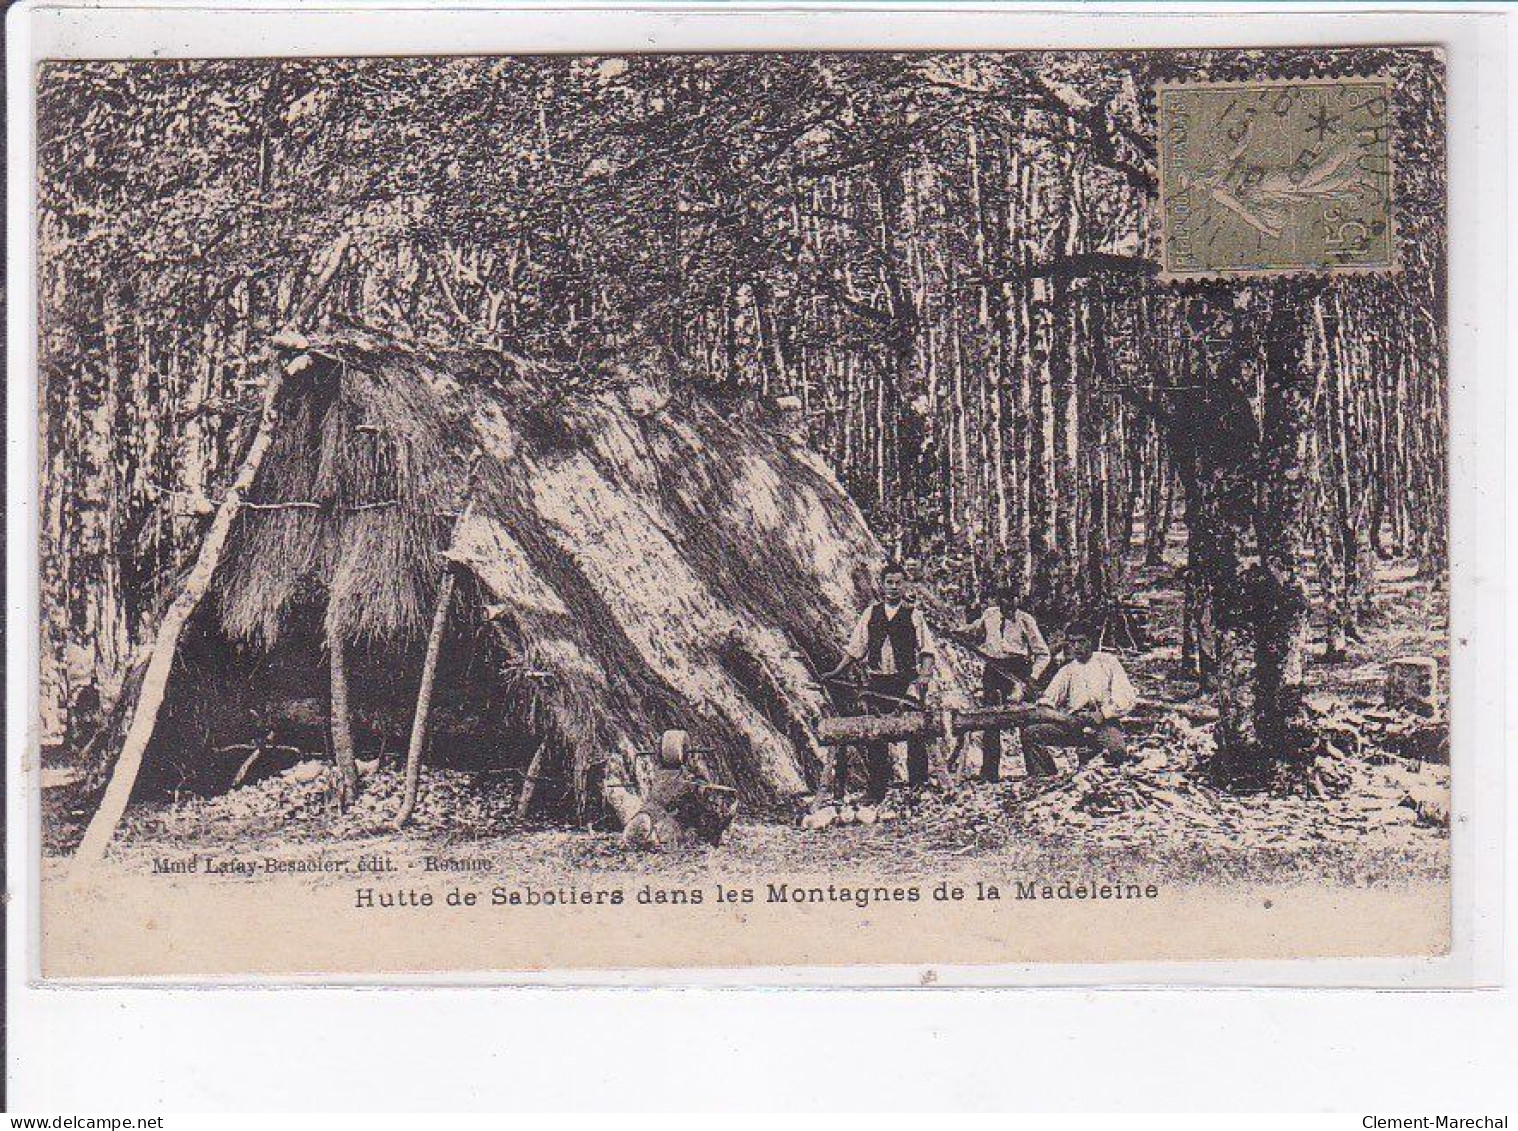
left=1158, top=77, right=1396, bottom=279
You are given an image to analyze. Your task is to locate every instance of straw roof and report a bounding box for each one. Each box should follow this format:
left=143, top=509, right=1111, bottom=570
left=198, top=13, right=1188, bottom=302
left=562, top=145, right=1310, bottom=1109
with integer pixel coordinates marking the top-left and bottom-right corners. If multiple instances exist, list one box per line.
left=211, top=326, right=891, bottom=811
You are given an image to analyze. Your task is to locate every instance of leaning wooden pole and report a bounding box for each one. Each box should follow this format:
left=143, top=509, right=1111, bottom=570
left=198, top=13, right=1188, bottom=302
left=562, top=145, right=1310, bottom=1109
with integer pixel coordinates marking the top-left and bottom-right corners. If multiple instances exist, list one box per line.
left=393, top=570, right=457, bottom=829
left=72, top=358, right=299, bottom=868
left=515, top=742, right=547, bottom=819
left=394, top=456, right=480, bottom=830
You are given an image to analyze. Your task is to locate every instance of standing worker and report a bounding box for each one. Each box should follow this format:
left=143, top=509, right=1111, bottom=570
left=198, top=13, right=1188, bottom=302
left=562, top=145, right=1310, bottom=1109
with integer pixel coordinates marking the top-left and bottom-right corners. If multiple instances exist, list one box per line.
left=956, top=586, right=1051, bottom=781
left=822, top=562, right=939, bottom=802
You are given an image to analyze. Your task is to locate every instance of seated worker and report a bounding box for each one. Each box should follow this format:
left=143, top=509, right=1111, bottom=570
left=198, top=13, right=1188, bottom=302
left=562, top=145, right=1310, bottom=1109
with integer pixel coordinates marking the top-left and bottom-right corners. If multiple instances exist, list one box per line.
left=822, top=561, right=939, bottom=801
left=957, top=585, right=1051, bottom=782
left=1020, top=624, right=1137, bottom=777
left=623, top=733, right=738, bottom=850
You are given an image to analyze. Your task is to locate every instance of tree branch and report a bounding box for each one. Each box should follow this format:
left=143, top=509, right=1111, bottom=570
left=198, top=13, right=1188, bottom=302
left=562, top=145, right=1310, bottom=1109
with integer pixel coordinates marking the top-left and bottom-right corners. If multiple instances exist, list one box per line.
left=794, top=263, right=897, bottom=329
left=918, top=69, right=1158, bottom=195
left=970, top=251, right=1160, bottom=288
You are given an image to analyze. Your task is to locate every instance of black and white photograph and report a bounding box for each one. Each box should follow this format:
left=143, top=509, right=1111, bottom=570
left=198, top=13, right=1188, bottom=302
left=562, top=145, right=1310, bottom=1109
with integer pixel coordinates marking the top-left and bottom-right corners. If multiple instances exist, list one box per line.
left=33, top=45, right=1452, bottom=975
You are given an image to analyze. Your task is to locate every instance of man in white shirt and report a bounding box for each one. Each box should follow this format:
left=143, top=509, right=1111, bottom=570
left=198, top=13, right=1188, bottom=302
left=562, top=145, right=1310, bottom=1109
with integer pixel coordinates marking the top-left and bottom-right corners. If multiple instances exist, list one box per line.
left=823, top=563, right=939, bottom=800
left=1020, top=625, right=1138, bottom=776
left=957, top=586, right=1051, bottom=782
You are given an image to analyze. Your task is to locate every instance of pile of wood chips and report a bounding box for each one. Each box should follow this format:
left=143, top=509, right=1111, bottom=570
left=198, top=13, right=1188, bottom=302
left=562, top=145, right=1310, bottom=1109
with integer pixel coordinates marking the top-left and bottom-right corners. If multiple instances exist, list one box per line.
left=1008, top=715, right=1449, bottom=850
left=893, top=713, right=1451, bottom=854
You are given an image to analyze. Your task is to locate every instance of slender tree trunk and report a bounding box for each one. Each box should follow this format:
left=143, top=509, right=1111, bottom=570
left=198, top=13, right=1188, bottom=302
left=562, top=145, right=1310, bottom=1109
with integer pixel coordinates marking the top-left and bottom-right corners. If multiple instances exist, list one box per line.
left=1028, top=281, right=1053, bottom=603
left=1175, top=463, right=1212, bottom=688
left=1156, top=471, right=1175, bottom=559
left=1120, top=457, right=1140, bottom=555
left=968, top=124, right=1008, bottom=582
left=1144, top=433, right=1171, bottom=566
left=1050, top=285, right=1079, bottom=602
left=1079, top=297, right=1110, bottom=608
left=1313, top=498, right=1350, bottom=662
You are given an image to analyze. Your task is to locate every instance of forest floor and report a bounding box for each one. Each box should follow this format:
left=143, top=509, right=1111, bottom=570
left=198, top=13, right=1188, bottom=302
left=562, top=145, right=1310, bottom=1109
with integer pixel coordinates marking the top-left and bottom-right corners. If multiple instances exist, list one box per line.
left=45, top=556, right=1451, bottom=892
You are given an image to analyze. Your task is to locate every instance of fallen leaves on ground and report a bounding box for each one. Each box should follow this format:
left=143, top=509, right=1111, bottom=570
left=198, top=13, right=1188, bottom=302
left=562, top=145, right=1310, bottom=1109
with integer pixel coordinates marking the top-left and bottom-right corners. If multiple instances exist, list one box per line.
left=123, top=762, right=529, bottom=844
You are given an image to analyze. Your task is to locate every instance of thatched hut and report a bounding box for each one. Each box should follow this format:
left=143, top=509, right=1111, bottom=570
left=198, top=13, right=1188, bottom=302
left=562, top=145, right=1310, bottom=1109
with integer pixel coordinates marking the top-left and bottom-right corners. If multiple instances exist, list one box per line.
left=84, top=325, right=904, bottom=833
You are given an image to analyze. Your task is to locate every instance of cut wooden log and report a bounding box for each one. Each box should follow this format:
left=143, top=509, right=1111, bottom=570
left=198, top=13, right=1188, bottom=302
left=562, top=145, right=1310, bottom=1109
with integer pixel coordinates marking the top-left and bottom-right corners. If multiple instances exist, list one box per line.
left=817, top=698, right=1213, bottom=747
left=818, top=704, right=1059, bottom=746
left=1128, top=699, right=1221, bottom=725
left=1386, top=656, right=1439, bottom=715
left=659, top=728, right=689, bottom=767
left=72, top=361, right=293, bottom=868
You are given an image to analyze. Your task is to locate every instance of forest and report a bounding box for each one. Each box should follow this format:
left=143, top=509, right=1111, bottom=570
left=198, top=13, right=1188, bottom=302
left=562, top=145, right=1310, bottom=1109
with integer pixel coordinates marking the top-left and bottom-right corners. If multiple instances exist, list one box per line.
left=37, top=47, right=1446, bottom=833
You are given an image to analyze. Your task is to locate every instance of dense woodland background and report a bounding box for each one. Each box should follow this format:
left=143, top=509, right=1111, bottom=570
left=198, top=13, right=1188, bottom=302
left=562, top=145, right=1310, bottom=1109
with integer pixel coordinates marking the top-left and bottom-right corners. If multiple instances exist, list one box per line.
left=38, top=48, right=1446, bottom=786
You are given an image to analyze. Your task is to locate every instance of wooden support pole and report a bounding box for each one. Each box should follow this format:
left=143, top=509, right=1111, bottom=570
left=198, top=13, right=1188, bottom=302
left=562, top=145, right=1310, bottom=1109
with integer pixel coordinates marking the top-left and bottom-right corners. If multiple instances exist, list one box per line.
left=394, top=453, right=480, bottom=830
left=329, top=633, right=360, bottom=809
left=72, top=360, right=295, bottom=868
left=394, top=570, right=456, bottom=830
left=516, top=742, right=547, bottom=818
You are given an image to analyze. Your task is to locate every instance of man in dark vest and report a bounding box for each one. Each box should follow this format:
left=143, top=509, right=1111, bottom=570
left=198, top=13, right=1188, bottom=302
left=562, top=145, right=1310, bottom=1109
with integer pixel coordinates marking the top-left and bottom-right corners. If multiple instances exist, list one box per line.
left=823, top=562, right=939, bottom=802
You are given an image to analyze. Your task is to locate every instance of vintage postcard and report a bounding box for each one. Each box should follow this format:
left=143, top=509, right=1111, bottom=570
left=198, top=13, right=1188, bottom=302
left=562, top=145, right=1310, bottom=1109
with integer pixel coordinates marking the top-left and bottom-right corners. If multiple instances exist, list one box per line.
left=35, top=46, right=1451, bottom=978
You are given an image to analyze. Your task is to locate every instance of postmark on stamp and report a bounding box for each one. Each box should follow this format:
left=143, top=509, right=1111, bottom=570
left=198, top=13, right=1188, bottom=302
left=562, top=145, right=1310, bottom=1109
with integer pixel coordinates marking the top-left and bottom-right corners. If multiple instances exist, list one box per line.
left=1157, top=77, right=1395, bottom=279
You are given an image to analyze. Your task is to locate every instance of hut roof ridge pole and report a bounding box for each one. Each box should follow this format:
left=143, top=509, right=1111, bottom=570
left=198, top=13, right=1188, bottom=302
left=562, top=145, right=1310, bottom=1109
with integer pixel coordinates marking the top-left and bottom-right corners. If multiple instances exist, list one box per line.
left=71, top=355, right=303, bottom=869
